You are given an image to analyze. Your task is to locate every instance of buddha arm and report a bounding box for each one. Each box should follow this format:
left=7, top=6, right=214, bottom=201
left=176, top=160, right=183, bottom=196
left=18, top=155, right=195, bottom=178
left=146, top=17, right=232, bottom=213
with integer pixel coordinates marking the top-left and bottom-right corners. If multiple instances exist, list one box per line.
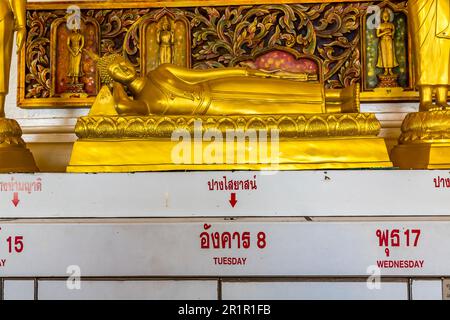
left=377, top=28, right=389, bottom=37
left=160, top=64, right=255, bottom=84
left=9, top=0, right=26, bottom=29
left=113, top=82, right=148, bottom=115
left=67, top=38, right=75, bottom=56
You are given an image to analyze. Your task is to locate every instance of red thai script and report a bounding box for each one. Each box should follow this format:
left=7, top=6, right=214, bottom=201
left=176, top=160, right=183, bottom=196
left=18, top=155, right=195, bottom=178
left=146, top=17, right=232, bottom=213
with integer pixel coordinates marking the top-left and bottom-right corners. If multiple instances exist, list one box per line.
left=0, top=177, right=42, bottom=194
left=200, top=224, right=266, bottom=249
left=434, top=176, right=450, bottom=188
left=376, top=228, right=421, bottom=257
left=207, top=175, right=257, bottom=191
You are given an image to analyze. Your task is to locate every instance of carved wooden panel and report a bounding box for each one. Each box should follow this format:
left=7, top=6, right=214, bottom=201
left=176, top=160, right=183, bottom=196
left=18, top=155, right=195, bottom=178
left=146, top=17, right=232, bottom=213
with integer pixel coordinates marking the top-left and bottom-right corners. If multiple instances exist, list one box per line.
left=19, top=0, right=412, bottom=108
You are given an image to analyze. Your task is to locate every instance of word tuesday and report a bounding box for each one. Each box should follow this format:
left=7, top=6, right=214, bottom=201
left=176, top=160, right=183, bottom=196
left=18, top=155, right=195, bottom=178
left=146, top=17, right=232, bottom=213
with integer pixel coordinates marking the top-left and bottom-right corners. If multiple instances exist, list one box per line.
left=213, top=257, right=247, bottom=265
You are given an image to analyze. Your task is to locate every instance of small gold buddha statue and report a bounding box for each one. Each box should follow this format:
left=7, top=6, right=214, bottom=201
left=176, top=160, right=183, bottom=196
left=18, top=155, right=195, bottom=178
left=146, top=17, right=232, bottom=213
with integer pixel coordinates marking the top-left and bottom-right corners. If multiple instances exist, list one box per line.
left=67, top=28, right=85, bottom=85
left=157, top=16, right=174, bottom=65
left=376, top=8, right=399, bottom=87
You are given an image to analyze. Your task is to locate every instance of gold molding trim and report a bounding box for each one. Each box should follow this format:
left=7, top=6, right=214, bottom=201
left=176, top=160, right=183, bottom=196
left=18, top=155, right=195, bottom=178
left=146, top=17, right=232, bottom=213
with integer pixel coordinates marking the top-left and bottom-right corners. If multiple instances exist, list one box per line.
left=74, top=113, right=381, bottom=139
left=27, top=0, right=384, bottom=10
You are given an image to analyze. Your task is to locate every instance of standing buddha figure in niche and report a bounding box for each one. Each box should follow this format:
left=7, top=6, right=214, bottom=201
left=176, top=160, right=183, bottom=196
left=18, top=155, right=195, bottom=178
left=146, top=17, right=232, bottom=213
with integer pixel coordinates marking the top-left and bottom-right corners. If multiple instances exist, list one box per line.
left=157, top=16, right=174, bottom=65
left=67, top=28, right=85, bottom=85
left=376, top=8, right=399, bottom=77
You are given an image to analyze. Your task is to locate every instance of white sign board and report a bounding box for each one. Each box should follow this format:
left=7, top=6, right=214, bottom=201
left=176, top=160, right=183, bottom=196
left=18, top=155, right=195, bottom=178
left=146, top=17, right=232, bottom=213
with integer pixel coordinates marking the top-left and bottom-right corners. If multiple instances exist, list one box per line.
left=0, top=220, right=448, bottom=277
left=0, top=170, right=449, bottom=218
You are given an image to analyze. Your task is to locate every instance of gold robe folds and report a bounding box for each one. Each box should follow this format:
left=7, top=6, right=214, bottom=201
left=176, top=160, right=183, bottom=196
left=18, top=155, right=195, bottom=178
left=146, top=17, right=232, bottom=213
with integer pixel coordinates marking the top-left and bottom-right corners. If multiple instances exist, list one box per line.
left=67, top=31, right=84, bottom=78
left=391, top=0, right=450, bottom=169
left=409, top=0, right=450, bottom=85
left=143, top=64, right=326, bottom=116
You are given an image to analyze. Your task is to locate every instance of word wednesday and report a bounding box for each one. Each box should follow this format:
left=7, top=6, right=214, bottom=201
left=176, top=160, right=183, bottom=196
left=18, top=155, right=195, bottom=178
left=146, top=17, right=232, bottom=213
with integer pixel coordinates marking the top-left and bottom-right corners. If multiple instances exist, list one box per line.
left=377, top=259, right=424, bottom=268
left=178, top=305, right=213, bottom=318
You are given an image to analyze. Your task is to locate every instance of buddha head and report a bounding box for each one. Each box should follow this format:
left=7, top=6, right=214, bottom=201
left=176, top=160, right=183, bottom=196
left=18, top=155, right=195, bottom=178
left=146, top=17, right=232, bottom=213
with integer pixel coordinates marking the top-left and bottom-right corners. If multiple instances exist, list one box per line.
left=381, top=8, right=392, bottom=23
left=90, top=52, right=137, bottom=86
left=160, top=16, right=171, bottom=31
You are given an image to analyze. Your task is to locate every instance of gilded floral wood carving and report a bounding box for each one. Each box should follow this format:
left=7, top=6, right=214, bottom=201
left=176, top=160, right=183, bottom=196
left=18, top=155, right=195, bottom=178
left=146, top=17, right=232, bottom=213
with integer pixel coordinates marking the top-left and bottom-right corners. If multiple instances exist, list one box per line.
left=20, top=1, right=411, bottom=108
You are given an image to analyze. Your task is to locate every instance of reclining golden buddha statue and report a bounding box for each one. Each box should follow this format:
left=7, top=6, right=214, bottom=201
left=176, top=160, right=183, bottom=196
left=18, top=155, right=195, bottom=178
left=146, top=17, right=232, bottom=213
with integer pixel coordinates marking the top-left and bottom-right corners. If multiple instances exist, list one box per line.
left=97, top=53, right=357, bottom=116
left=67, top=53, right=392, bottom=172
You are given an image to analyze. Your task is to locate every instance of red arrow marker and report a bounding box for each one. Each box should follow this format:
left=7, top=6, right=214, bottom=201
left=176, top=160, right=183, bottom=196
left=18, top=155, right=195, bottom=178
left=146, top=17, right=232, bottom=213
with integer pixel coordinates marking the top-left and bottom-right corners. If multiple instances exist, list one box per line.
left=12, top=192, right=20, bottom=207
left=229, top=193, right=237, bottom=208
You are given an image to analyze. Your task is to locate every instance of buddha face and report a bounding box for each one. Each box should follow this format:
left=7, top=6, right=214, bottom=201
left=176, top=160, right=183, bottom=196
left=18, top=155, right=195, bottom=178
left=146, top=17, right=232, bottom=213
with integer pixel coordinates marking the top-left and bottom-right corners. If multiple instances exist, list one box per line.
left=108, top=57, right=137, bottom=84
left=382, top=10, right=391, bottom=23
left=161, top=17, right=170, bottom=31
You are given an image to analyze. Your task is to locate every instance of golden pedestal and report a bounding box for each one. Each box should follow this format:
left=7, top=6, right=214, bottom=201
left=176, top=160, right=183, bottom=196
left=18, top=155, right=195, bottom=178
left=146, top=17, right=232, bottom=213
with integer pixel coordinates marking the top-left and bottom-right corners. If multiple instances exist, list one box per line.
left=0, top=118, right=38, bottom=173
left=67, top=113, right=392, bottom=172
left=391, top=111, right=450, bottom=169
left=392, top=144, right=450, bottom=169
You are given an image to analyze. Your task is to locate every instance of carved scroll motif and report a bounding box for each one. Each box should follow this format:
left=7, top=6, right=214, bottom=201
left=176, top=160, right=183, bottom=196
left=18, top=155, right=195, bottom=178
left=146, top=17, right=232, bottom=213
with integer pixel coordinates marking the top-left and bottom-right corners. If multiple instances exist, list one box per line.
left=21, top=2, right=412, bottom=108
